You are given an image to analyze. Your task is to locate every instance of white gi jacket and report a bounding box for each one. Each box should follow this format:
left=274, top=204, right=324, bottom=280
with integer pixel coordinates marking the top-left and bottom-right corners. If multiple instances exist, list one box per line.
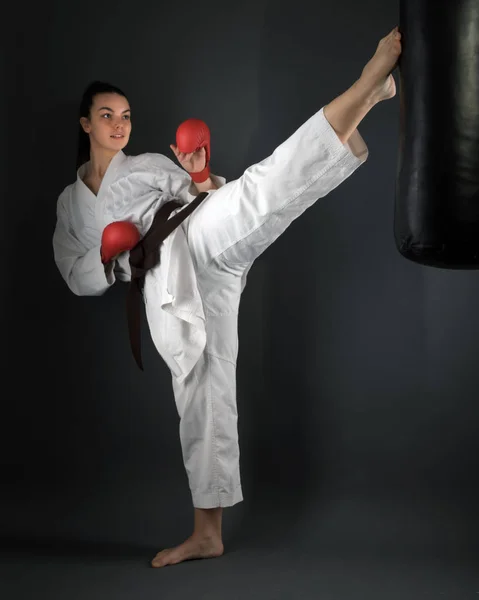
left=53, top=151, right=225, bottom=382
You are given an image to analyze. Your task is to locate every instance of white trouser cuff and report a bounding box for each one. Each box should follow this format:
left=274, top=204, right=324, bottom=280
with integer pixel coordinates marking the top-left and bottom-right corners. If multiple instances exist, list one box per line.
left=191, top=485, right=243, bottom=509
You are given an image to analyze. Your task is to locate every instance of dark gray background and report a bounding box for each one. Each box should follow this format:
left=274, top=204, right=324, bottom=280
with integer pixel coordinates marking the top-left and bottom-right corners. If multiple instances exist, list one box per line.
left=2, top=0, right=478, bottom=597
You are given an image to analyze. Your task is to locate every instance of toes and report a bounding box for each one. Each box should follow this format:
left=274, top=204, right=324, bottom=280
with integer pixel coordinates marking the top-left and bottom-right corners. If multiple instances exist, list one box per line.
left=151, top=550, right=169, bottom=568
left=387, top=27, right=401, bottom=41
left=151, top=548, right=184, bottom=568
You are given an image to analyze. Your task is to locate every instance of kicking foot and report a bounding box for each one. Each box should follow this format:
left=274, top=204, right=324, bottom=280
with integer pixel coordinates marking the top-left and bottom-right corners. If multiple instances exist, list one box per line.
left=359, top=27, right=402, bottom=102
left=151, top=534, right=224, bottom=568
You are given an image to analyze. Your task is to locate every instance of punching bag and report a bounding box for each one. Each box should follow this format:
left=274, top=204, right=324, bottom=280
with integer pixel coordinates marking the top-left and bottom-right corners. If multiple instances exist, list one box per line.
left=395, top=0, right=479, bottom=269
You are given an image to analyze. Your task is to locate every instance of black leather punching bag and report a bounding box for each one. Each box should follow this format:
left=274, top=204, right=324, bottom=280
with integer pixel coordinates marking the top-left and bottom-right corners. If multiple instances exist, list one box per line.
left=395, top=0, right=479, bottom=269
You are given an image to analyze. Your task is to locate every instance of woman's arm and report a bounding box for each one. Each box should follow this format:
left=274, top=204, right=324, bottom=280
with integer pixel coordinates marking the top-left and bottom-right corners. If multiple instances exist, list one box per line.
left=193, top=175, right=219, bottom=193
left=52, top=192, right=116, bottom=296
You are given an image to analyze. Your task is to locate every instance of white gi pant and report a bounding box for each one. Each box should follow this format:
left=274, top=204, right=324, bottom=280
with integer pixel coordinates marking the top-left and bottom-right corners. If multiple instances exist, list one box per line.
left=170, top=107, right=368, bottom=509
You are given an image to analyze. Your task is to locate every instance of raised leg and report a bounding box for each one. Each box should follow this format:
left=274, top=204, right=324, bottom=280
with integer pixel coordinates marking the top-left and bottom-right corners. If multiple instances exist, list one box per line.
left=185, top=28, right=401, bottom=274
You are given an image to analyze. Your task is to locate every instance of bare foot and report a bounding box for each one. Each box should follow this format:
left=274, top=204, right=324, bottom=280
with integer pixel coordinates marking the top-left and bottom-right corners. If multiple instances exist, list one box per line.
left=359, top=27, right=402, bottom=102
left=151, top=507, right=224, bottom=568
left=151, top=534, right=224, bottom=568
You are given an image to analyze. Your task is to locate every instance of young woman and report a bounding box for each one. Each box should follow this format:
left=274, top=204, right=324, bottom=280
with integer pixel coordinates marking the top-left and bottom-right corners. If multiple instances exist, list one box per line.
left=53, top=27, right=402, bottom=568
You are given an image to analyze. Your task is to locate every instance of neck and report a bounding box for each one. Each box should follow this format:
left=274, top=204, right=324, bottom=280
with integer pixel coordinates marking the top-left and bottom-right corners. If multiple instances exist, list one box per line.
left=86, top=147, right=120, bottom=180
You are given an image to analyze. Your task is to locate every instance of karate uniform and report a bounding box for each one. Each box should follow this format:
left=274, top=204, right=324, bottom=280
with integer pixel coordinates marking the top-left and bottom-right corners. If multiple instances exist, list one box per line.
left=53, top=106, right=368, bottom=509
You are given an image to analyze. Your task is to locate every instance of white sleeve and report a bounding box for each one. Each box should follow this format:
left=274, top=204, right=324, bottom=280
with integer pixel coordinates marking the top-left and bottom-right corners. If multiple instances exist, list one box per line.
left=52, top=196, right=116, bottom=296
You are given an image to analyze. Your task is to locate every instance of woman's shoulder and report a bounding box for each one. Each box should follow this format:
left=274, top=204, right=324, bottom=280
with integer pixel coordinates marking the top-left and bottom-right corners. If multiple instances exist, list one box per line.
left=57, top=181, right=75, bottom=205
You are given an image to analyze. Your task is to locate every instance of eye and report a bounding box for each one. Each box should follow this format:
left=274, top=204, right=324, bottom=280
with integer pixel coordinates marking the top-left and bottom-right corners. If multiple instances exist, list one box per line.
left=123, top=115, right=131, bottom=120
left=101, top=113, right=111, bottom=119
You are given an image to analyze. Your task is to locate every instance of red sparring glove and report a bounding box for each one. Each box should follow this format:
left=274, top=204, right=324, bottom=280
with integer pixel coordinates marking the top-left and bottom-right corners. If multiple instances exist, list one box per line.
left=100, top=221, right=140, bottom=264
left=176, top=118, right=211, bottom=183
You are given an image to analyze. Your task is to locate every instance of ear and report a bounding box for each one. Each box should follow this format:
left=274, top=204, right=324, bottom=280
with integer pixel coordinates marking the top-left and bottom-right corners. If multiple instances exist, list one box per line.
left=80, top=116, right=91, bottom=134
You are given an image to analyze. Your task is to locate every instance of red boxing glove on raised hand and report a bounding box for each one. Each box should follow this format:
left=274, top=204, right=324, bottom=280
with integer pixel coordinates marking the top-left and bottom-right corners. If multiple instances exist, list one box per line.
left=100, top=221, right=140, bottom=264
left=176, top=118, right=211, bottom=183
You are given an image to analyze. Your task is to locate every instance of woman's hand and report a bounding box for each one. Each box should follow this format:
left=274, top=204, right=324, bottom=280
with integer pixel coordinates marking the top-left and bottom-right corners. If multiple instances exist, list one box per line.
left=170, top=144, right=206, bottom=174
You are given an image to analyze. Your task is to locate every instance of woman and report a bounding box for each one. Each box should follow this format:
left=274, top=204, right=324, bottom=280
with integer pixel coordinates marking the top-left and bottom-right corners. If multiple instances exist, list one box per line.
left=53, top=27, right=402, bottom=568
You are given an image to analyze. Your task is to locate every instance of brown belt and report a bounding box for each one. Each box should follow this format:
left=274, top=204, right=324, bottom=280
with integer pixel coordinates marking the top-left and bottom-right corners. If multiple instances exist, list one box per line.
left=127, top=191, right=209, bottom=370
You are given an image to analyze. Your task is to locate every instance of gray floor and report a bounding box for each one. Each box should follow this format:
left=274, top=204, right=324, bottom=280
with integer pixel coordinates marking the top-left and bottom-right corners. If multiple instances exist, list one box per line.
left=2, top=544, right=478, bottom=600
left=2, top=492, right=478, bottom=600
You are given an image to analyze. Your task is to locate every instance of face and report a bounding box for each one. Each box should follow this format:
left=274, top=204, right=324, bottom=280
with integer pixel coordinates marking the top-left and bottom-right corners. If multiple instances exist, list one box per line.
left=80, top=92, right=132, bottom=155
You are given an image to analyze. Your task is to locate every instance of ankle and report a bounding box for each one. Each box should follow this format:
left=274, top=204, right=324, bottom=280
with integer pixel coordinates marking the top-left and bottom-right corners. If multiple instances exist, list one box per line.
left=353, top=77, right=381, bottom=107
left=193, top=507, right=223, bottom=537
left=193, top=529, right=222, bottom=541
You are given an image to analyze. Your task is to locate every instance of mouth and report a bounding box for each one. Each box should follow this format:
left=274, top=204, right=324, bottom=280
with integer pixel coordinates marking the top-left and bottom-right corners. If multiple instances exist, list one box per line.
left=111, top=134, right=124, bottom=139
